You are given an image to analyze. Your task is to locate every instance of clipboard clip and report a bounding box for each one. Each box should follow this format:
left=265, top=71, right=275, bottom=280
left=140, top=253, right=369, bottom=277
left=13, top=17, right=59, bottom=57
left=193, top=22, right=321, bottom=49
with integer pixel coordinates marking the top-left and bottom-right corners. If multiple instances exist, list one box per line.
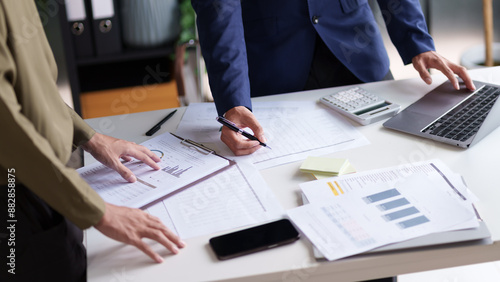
left=170, top=133, right=215, bottom=155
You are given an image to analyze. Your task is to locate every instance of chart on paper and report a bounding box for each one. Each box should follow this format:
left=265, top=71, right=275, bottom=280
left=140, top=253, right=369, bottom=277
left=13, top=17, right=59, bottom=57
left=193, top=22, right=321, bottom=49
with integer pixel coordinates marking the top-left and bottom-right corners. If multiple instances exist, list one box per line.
left=78, top=133, right=230, bottom=208
left=363, top=188, right=430, bottom=230
left=288, top=175, right=478, bottom=261
left=301, top=160, right=471, bottom=204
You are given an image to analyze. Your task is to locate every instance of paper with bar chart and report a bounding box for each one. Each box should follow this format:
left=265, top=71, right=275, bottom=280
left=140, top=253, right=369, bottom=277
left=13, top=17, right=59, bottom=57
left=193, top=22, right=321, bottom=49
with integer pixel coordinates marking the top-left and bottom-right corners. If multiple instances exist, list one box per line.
left=300, top=159, right=477, bottom=215
left=77, top=133, right=231, bottom=208
left=287, top=174, right=478, bottom=261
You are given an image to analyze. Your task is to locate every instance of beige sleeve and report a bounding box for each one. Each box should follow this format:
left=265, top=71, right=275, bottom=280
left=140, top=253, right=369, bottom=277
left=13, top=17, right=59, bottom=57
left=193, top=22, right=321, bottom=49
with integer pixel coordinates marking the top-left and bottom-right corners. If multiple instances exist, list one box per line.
left=0, top=6, right=105, bottom=229
left=68, top=106, right=96, bottom=147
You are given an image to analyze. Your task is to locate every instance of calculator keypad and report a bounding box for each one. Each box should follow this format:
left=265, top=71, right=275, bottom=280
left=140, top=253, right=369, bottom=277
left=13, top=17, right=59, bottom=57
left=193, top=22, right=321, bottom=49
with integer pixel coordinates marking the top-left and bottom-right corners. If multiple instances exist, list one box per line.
left=321, top=87, right=386, bottom=113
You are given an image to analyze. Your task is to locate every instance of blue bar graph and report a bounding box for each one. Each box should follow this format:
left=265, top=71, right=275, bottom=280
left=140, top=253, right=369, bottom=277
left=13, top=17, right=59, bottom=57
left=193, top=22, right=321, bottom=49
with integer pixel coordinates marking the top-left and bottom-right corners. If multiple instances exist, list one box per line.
left=377, top=198, right=410, bottom=211
left=162, top=165, right=192, bottom=178
left=363, top=188, right=431, bottom=230
left=383, top=207, right=420, bottom=221
left=398, top=215, right=430, bottom=229
left=363, top=188, right=401, bottom=203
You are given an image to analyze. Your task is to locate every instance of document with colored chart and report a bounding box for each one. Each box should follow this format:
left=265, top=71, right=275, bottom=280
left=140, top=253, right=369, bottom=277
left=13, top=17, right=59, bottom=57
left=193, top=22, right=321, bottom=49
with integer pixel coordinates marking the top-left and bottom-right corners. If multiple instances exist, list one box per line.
left=77, top=133, right=231, bottom=209
left=287, top=160, right=479, bottom=261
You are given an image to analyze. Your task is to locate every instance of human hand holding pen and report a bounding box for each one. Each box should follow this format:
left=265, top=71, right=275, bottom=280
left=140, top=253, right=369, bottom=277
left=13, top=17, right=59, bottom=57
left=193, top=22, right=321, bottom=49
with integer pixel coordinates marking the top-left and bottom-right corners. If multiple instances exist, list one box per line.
left=220, top=106, right=267, bottom=156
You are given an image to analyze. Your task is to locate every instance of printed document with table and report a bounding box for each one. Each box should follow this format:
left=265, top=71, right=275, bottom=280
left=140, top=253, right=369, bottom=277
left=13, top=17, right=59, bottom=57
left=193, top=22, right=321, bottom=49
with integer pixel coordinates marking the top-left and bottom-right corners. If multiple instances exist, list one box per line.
left=175, top=102, right=369, bottom=169
left=144, top=161, right=284, bottom=239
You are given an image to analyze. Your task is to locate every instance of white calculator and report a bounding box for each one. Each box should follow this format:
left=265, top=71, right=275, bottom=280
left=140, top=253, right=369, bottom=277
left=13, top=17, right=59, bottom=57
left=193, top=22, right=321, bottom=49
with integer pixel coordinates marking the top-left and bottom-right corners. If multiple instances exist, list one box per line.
left=319, top=87, right=400, bottom=125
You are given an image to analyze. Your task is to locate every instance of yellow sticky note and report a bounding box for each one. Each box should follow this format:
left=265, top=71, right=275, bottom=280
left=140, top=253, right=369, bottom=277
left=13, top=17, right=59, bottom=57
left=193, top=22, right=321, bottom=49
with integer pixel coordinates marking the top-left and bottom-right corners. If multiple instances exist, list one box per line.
left=300, top=156, right=348, bottom=175
left=340, top=161, right=356, bottom=175
left=313, top=161, right=356, bottom=179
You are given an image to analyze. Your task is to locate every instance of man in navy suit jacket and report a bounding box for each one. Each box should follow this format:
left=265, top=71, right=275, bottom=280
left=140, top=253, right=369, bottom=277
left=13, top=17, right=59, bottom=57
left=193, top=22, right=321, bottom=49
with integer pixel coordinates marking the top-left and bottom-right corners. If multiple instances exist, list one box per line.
left=192, top=0, right=475, bottom=155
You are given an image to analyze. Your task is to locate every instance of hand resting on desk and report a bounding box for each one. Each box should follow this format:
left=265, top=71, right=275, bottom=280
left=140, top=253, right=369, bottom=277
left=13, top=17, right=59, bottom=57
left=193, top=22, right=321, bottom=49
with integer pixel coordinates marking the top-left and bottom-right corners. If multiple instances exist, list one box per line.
left=82, top=133, right=186, bottom=262
left=94, top=203, right=185, bottom=263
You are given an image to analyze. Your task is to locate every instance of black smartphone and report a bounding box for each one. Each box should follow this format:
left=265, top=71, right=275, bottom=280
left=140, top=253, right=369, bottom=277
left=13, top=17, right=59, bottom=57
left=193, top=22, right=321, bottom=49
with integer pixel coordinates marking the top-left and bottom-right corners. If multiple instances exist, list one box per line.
left=209, top=219, right=300, bottom=260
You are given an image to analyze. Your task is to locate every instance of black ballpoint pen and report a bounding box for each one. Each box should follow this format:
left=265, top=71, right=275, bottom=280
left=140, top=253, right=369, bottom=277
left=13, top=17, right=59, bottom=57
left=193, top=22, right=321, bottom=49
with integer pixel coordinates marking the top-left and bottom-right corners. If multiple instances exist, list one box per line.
left=216, top=116, right=271, bottom=149
left=145, top=109, right=177, bottom=136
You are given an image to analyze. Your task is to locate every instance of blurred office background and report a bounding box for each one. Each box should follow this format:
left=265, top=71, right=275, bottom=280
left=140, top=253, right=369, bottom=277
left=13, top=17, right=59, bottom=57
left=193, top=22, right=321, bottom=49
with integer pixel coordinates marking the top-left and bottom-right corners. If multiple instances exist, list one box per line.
left=39, top=0, right=500, bottom=116
left=375, top=0, right=500, bottom=80
left=36, top=0, right=500, bottom=280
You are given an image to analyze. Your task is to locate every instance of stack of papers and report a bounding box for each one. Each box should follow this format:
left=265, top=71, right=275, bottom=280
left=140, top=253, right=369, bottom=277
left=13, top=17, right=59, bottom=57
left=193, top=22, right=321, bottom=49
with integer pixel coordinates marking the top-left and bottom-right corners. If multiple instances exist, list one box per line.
left=78, top=132, right=285, bottom=239
left=299, top=156, right=355, bottom=179
left=287, top=159, right=481, bottom=261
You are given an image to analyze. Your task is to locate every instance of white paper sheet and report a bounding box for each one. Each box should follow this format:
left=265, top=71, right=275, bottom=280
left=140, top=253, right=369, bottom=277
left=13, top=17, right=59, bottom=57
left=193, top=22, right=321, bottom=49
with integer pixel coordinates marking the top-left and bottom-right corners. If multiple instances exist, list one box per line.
left=175, top=101, right=318, bottom=143
left=288, top=175, right=478, bottom=261
left=77, top=133, right=230, bottom=208
left=145, top=161, right=285, bottom=239
left=301, top=159, right=473, bottom=205
left=300, top=159, right=479, bottom=231
left=176, top=102, right=369, bottom=169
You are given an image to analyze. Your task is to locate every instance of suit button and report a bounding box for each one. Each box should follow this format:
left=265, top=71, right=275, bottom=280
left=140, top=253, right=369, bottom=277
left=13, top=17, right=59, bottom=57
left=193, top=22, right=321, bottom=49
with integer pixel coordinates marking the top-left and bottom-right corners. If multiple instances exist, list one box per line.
left=312, top=15, right=319, bottom=24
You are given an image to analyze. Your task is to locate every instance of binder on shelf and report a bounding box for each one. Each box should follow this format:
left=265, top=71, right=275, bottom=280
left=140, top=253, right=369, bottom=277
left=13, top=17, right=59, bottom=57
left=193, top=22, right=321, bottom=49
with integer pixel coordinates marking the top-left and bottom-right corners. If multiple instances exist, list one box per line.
left=87, top=0, right=122, bottom=56
left=64, top=0, right=94, bottom=57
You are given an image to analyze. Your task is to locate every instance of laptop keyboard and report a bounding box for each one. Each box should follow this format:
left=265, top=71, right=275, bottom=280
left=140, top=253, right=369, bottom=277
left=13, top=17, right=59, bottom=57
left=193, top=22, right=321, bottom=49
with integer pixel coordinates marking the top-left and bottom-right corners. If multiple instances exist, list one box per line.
left=422, top=85, right=500, bottom=142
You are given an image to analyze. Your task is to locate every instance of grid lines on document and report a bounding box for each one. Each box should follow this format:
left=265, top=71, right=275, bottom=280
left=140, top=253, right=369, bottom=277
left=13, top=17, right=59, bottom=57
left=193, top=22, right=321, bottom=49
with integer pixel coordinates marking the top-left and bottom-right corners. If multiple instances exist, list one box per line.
left=148, top=164, right=267, bottom=238
left=251, top=110, right=355, bottom=165
left=321, top=205, right=375, bottom=247
left=79, top=161, right=153, bottom=205
left=336, top=163, right=437, bottom=192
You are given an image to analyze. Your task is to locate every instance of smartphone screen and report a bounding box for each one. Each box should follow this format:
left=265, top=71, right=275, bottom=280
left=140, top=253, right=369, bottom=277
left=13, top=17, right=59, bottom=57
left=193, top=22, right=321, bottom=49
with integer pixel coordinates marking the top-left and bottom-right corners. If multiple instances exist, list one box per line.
left=209, top=219, right=300, bottom=260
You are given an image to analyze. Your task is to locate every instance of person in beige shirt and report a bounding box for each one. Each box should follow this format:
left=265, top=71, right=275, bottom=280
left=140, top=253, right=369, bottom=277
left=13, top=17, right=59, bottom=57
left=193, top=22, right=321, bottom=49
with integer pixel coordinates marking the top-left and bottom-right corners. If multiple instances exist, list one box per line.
left=0, top=1, right=184, bottom=280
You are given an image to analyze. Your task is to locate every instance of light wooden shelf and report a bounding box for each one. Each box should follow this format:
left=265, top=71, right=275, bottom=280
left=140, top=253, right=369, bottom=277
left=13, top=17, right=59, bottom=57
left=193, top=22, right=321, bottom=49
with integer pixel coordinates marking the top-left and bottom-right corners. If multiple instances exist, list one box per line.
left=80, top=81, right=179, bottom=119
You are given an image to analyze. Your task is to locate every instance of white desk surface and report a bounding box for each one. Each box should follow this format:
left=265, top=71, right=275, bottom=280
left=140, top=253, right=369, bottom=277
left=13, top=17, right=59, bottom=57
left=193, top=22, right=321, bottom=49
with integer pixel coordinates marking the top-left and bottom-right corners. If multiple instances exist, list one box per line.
left=84, top=67, right=500, bottom=282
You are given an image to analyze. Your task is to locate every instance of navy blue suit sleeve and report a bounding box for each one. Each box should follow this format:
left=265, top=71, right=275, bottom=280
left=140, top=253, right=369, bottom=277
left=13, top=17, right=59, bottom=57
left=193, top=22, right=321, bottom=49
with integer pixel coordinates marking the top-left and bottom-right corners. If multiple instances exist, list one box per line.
left=191, top=0, right=252, bottom=116
left=377, top=0, right=435, bottom=65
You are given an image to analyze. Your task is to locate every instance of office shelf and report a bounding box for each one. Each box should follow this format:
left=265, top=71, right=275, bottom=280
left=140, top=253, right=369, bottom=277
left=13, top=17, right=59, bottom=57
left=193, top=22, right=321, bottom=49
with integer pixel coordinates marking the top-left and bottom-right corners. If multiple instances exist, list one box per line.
left=75, top=44, right=175, bottom=67
left=56, top=1, right=177, bottom=114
